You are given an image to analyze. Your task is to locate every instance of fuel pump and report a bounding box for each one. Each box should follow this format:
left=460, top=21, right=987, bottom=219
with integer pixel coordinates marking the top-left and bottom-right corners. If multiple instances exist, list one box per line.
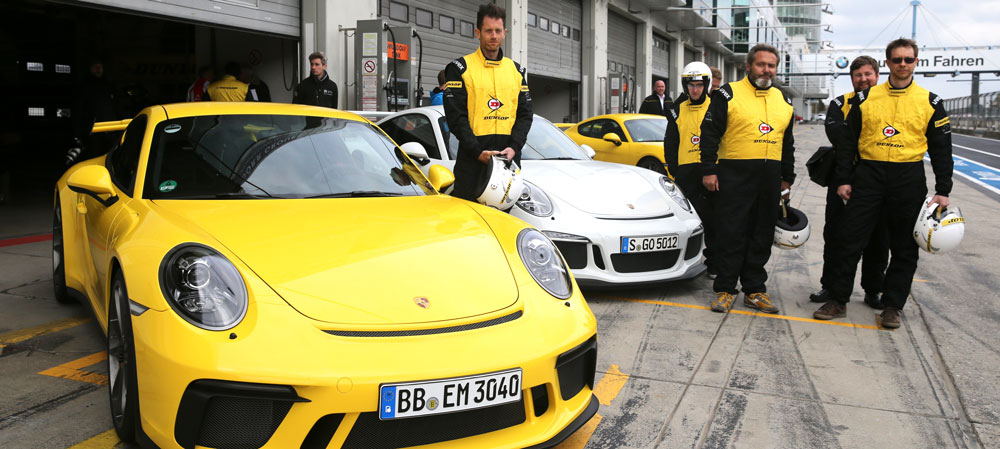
left=353, top=19, right=413, bottom=112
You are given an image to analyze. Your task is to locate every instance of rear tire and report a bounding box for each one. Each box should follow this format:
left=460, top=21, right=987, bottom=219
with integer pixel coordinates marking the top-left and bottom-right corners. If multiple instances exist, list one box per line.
left=638, top=157, right=667, bottom=175
left=52, top=194, right=73, bottom=304
left=108, top=270, right=140, bottom=443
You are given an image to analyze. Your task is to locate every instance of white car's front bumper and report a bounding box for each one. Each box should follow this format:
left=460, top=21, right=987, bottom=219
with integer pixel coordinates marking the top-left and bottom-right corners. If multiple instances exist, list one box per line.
left=512, top=203, right=705, bottom=286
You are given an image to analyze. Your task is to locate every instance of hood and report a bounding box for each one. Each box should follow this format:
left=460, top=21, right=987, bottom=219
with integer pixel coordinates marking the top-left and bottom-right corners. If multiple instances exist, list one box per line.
left=152, top=196, right=519, bottom=326
left=521, top=160, right=673, bottom=217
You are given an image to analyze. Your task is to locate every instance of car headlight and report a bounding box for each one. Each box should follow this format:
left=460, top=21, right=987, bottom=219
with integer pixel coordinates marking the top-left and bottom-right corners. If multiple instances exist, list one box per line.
left=517, top=229, right=572, bottom=299
left=515, top=181, right=554, bottom=217
left=660, top=176, right=692, bottom=213
left=159, top=244, right=248, bottom=331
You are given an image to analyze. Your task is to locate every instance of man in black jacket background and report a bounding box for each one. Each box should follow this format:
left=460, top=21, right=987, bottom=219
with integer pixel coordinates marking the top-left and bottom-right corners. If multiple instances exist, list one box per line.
left=293, top=51, right=338, bottom=108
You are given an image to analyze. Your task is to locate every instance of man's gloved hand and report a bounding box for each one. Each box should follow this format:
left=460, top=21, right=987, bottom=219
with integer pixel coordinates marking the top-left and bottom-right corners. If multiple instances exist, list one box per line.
left=66, top=138, right=84, bottom=166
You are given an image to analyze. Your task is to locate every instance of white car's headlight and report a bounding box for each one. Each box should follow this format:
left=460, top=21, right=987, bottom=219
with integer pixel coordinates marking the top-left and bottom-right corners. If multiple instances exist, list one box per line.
left=517, top=229, right=572, bottom=299
left=159, top=244, right=248, bottom=331
left=515, top=181, right=554, bottom=217
left=660, top=176, right=692, bottom=213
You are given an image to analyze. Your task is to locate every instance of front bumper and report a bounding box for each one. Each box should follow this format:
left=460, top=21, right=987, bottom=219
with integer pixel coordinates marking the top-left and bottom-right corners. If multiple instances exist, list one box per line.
left=513, top=205, right=705, bottom=286
left=131, top=288, right=598, bottom=449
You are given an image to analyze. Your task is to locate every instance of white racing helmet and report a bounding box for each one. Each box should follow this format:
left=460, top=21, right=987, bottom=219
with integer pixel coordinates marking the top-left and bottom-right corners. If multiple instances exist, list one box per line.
left=774, top=199, right=810, bottom=249
left=475, top=156, right=524, bottom=211
left=681, top=61, right=712, bottom=89
left=913, top=197, right=965, bottom=253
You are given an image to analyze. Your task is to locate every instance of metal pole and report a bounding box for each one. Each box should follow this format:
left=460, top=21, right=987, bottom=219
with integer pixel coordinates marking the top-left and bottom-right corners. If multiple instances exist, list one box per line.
left=971, top=72, right=980, bottom=117
left=911, top=1, right=919, bottom=39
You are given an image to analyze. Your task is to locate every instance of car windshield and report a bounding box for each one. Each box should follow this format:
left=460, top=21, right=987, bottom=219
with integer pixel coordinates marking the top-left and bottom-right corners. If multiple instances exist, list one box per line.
left=144, top=115, right=434, bottom=199
left=522, top=117, right=589, bottom=160
left=439, top=115, right=588, bottom=161
left=624, top=117, right=668, bottom=142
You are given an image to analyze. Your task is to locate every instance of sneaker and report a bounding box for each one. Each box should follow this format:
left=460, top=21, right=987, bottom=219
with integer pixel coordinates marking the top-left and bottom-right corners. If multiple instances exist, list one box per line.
left=744, top=292, right=779, bottom=314
left=864, top=291, right=885, bottom=310
left=710, top=292, right=735, bottom=313
left=881, top=307, right=901, bottom=329
left=813, top=300, right=846, bottom=320
left=809, top=288, right=830, bottom=303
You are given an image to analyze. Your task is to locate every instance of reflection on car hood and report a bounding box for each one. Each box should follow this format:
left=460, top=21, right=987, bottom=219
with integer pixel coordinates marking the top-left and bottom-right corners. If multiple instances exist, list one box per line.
left=521, top=160, right=673, bottom=217
left=153, top=196, right=519, bottom=326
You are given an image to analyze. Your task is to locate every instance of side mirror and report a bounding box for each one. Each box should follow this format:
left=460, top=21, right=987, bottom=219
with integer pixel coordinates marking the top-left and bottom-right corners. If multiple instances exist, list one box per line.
left=602, top=133, right=622, bottom=146
left=67, top=165, right=118, bottom=207
left=428, top=164, right=455, bottom=192
left=580, top=144, right=596, bottom=158
left=400, top=141, right=429, bottom=160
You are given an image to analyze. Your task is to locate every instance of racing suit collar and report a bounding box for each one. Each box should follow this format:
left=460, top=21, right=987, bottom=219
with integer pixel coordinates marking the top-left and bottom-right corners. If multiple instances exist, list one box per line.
left=887, top=77, right=913, bottom=90
left=475, top=46, right=505, bottom=67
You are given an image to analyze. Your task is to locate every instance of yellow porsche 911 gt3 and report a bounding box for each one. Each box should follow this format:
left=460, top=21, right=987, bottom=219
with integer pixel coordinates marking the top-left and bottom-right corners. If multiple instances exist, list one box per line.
left=53, top=102, right=598, bottom=448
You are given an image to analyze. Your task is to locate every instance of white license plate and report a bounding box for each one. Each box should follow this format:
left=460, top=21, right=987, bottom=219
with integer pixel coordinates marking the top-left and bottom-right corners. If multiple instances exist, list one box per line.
left=379, top=368, right=522, bottom=420
left=621, top=234, right=678, bottom=253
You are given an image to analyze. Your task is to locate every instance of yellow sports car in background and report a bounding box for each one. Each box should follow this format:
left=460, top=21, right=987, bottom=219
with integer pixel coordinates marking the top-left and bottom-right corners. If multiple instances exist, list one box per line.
left=53, top=102, right=598, bottom=448
left=562, top=113, right=668, bottom=174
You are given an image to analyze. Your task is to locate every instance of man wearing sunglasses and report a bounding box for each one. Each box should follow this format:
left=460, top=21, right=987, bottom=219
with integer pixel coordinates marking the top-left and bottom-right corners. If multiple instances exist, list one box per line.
left=820, top=38, right=953, bottom=329
left=812, top=55, right=889, bottom=318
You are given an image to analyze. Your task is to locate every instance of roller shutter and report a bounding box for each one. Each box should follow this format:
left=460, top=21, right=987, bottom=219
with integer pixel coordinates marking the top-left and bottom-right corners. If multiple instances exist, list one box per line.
left=69, top=0, right=299, bottom=37
left=527, top=0, right=582, bottom=82
left=382, top=0, right=480, bottom=103
left=607, top=11, right=637, bottom=76
left=652, top=34, right=670, bottom=79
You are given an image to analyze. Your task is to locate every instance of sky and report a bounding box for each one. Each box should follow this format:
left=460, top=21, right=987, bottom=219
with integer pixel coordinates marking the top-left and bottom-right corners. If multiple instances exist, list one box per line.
left=824, top=0, right=1000, bottom=100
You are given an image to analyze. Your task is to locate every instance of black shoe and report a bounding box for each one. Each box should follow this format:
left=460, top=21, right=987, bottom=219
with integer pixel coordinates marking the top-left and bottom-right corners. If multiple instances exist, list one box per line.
left=864, top=291, right=885, bottom=310
left=809, top=289, right=830, bottom=303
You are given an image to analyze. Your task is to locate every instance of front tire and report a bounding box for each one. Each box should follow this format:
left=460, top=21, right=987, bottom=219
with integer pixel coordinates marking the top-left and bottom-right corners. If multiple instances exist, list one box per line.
left=108, top=270, right=140, bottom=443
left=52, top=194, right=73, bottom=304
left=638, top=157, right=667, bottom=175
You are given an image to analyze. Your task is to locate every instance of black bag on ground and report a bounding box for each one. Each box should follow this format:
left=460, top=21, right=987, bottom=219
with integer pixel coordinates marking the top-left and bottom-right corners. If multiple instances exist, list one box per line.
left=806, top=146, right=836, bottom=187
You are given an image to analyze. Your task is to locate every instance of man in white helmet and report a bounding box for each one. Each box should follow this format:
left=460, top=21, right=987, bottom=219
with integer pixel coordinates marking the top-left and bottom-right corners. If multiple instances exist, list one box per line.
left=665, top=61, right=717, bottom=278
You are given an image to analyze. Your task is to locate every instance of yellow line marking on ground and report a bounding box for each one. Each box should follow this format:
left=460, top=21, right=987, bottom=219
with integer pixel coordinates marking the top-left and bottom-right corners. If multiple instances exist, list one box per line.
left=913, top=278, right=929, bottom=282
left=38, top=351, right=109, bottom=386
left=555, top=364, right=630, bottom=449
left=67, top=429, right=125, bottom=449
left=598, top=295, right=886, bottom=331
left=0, top=316, right=91, bottom=350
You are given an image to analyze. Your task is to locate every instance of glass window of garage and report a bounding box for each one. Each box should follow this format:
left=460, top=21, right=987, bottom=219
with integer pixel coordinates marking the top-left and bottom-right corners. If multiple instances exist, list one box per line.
left=440, top=15, right=454, bottom=33
left=460, top=20, right=474, bottom=38
left=623, top=118, right=667, bottom=143
left=527, top=13, right=536, bottom=27
left=389, top=1, right=408, bottom=22
left=380, top=114, right=442, bottom=159
left=107, top=114, right=148, bottom=197
left=143, top=115, right=433, bottom=199
left=415, top=8, right=432, bottom=28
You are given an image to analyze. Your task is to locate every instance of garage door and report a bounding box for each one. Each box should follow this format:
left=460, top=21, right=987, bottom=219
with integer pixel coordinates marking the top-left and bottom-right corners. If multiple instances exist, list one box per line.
left=382, top=0, right=481, bottom=104
left=608, top=11, right=637, bottom=76
left=527, top=0, right=582, bottom=82
left=652, top=34, right=670, bottom=79
left=70, top=0, right=299, bottom=37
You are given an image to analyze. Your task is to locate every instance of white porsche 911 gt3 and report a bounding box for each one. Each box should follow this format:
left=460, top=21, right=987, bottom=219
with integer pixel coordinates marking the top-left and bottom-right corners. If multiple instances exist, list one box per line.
left=378, top=106, right=705, bottom=286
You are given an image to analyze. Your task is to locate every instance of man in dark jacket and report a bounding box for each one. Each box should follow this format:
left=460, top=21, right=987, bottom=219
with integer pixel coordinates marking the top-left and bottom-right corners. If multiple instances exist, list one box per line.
left=638, top=79, right=670, bottom=116
left=293, top=51, right=338, bottom=108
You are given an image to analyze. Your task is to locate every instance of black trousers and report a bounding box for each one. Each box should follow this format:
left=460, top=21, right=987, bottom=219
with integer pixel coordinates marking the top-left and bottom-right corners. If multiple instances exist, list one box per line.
left=829, top=161, right=926, bottom=309
left=674, top=164, right=716, bottom=270
left=712, top=160, right=782, bottom=294
left=820, top=182, right=889, bottom=295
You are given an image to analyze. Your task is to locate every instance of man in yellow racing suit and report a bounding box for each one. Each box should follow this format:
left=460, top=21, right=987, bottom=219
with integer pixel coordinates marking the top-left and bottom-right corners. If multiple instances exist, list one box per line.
left=443, top=3, right=532, bottom=202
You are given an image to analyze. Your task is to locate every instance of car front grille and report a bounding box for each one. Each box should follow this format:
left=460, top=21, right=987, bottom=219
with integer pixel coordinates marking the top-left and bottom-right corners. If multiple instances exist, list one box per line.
left=685, top=233, right=703, bottom=260
left=556, top=335, right=597, bottom=401
left=610, top=249, right=681, bottom=273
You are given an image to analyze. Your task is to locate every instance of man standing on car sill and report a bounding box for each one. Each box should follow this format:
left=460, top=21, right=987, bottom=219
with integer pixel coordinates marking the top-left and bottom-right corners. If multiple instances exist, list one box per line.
left=700, top=43, right=796, bottom=315
left=443, top=3, right=532, bottom=202
left=813, top=38, right=953, bottom=329
left=665, top=61, right=718, bottom=279
left=293, top=51, right=339, bottom=109
left=810, top=55, right=889, bottom=313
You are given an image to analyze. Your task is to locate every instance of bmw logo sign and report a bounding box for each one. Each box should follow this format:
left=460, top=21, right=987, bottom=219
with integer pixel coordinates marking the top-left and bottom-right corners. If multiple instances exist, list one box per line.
left=835, top=56, right=849, bottom=69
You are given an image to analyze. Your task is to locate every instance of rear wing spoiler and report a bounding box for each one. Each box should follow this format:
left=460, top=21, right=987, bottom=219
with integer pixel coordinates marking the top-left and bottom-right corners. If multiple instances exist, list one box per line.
left=92, top=119, right=132, bottom=134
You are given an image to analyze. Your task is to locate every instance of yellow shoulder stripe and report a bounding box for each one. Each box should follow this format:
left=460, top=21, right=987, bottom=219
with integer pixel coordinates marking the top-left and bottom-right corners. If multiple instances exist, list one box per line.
left=445, top=81, right=463, bottom=89
left=935, top=117, right=950, bottom=128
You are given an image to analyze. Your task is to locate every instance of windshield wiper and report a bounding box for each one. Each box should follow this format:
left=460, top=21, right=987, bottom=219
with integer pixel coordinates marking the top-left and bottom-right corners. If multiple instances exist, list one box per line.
left=306, top=191, right=405, bottom=198
left=163, top=193, right=283, bottom=199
